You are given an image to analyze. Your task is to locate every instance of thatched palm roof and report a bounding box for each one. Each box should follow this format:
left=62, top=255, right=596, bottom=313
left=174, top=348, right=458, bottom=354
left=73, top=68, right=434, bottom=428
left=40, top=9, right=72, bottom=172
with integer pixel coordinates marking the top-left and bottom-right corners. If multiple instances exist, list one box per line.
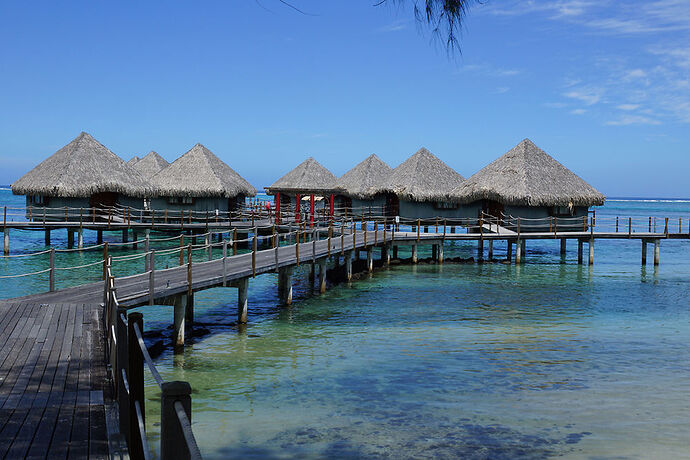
left=376, top=148, right=465, bottom=201
left=451, top=138, right=605, bottom=206
left=334, top=154, right=392, bottom=199
left=11, top=132, right=152, bottom=198
left=265, top=157, right=337, bottom=194
left=151, top=143, right=256, bottom=198
left=127, top=156, right=141, bottom=165
left=132, top=151, right=169, bottom=178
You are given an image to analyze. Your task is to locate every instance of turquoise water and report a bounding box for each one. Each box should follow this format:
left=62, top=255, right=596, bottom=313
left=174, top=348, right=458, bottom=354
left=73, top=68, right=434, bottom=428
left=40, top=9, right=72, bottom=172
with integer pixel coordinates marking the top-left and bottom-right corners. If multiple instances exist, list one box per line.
left=2, top=188, right=690, bottom=458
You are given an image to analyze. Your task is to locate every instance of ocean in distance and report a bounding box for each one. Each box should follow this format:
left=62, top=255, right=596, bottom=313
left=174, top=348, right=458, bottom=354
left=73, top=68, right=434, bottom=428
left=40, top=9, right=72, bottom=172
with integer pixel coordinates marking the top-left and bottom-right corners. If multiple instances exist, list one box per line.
left=1, top=188, right=689, bottom=458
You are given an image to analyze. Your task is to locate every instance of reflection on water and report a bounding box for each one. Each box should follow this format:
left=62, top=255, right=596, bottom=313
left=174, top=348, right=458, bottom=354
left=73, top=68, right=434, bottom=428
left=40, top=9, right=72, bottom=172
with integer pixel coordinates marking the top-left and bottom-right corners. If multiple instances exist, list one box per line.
left=139, top=261, right=690, bottom=459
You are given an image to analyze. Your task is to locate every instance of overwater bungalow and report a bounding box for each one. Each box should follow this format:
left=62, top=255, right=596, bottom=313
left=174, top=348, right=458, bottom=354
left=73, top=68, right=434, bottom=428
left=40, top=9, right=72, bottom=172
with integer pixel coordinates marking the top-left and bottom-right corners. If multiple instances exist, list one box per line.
left=11, top=132, right=151, bottom=216
left=149, top=143, right=256, bottom=214
left=377, top=147, right=466, bottom=219
left=333, top=154, right=392, bottom=217
left=130, top=151, right=169, bottom=179
left=451, top=138, right=605, bottom=230
left=265, top=157, right=337, bottom=221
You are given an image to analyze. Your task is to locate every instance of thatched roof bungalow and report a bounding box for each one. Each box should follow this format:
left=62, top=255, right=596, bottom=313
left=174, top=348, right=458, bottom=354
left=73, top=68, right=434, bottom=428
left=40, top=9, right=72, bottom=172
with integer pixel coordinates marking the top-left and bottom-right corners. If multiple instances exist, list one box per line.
left=376, top=147, right=466, bottom=219
left=11, top=132, right=151, bottom=212
left=451, top=138, right=605, bottom=229
left=149, top=143, right=256, bottom=213
left=333, top=154, right=392, bottom=215
left=265, top=157, right=338, bottom=217
left=131, top=151, right=169, bottom=179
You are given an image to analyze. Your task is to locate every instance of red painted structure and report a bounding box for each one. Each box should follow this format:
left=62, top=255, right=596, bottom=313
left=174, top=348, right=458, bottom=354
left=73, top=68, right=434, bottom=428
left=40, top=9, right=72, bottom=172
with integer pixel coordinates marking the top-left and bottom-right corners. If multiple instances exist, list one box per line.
left=310, top=194, right=315, bottom=227
left=275, top=193, right=281, bottom=223
left=329, top=194, right=334, bottom=217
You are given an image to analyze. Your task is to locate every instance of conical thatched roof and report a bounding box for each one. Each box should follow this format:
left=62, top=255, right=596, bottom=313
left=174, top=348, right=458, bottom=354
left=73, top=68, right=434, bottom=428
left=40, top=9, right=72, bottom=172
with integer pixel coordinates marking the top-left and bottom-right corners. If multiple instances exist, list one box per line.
left=127, top=156, right=141, bottom=165
left=266, top=157, right=337, bottom=194
left=132, top=151, right=169, bottom=178
left=451, top=139, right=605, bottom=206
left=11, top=132, right=152, bottom=198
left=376, top=148, right=464, bottom=201
left=151, top=143, right=256, bottom=198
left=334, top=154, right=392, bottom=199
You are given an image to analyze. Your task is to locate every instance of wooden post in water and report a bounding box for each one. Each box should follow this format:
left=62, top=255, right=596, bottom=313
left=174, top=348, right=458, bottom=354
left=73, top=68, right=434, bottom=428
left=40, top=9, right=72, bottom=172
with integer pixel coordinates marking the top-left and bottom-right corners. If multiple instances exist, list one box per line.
left=515, top=239, right=522, bottom=264
left=366, top=248, right=373, bottom=272
left=45, top=229, right=51, bottom=246
left=438, top=242, right=444, bottom=264
left=578, top=239, right=583, bottom=264
left=345, top=250, right=353, bottom=281
left=67, top=228, right=74, bottom=249
left=477, top=239, right=484, bottom=262
left=506, top=240, right=512, bottom=262
left=3, top=227, right=8, bottom=255
left=160, top=381, right=193, bottom=460
left=173, top=294, right=188, bottom=350
left=319, top=258, right=327, bottom=293
left=654, top=239, right=660, bottom=266
left=488, top=240, right=493, bottom=260
left=641, top=240, right=647, bottom=265
left=560, top=239, right=566, bottom=256
left=278, top=266, right=294, bottom=304
left=412, top=243, right=418, bottom=263
left=237, top=277, right=249, bottom=324
left=588, top=238, right=594, bottom=265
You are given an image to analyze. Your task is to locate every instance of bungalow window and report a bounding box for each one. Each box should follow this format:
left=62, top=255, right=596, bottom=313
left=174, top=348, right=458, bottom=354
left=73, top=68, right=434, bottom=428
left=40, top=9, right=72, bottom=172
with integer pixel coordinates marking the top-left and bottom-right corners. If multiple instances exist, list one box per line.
left=29, top=195, right=47, bottom=206
left=551, top=205, right=573, bottom=217
left=434, top=201, right=459, bottom=210
left=168, top=196, right=195, bottom=205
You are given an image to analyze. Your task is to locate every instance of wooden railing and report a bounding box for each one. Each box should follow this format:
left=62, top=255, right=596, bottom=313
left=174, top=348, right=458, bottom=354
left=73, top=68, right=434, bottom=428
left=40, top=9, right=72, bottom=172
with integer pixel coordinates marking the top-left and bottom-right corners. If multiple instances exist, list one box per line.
left=105, top=262, right=203, bottom=460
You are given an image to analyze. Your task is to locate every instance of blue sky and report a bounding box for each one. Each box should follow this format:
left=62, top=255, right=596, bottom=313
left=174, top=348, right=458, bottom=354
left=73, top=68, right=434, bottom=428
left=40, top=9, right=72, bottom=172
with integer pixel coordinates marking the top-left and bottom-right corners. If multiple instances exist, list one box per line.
left=0, top=0, right=688, bottom=197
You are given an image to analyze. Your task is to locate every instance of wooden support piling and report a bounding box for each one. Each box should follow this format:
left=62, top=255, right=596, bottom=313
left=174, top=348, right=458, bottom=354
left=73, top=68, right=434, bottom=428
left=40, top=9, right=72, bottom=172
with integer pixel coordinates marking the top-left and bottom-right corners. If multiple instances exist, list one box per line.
left=654, top=239, right=660, bottom=266
left=173, top=294, right=187, bottom=349
left=641, top=240, right=647, bottom=265
left=278, top=266, right=294, bottom=304
left=102, top=242, right=109, bottom=280
left=345, top=250, right=353, bottom=281
left=3, top=227, right=8, bottom=255
left=45, top=229, right=51, bottom=246
left=488, top=240, right=493, bottom=260
left=412, top=243, right=418, bottom=263
left=578, top=239, right=583, bottom=264
left=506, top=240, right=512, bottom=262
left=560, top=239, right=566, bottom=256
left=516, top=239, right=522, bottom=264
left=589, top=238, right=594, bottom=265
left=237, top=277, right=249, bottom=324
left=319, top=258, right=327, bottom=293
left=366, top=248, right=373, bottom=272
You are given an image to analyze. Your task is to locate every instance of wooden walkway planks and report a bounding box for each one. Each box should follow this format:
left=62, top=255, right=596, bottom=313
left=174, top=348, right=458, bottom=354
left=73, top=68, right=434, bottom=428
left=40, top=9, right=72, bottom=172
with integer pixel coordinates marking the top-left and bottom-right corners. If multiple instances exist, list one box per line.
left=0, top=302, right=109, bottom=459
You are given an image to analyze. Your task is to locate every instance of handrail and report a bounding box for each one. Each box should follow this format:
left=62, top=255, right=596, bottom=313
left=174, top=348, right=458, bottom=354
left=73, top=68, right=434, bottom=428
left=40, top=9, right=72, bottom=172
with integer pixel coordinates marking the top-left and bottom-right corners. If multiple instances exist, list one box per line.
left=174, top=401, right=203, bottom=460
left=133, top=321, right=164, bottom=388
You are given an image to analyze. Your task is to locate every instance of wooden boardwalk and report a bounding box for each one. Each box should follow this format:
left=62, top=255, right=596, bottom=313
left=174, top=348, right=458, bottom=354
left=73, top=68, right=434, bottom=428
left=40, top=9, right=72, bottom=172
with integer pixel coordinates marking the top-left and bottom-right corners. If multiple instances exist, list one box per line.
left=0, top=302, right=109, bottom=459
left=7, top=228, right=684, bottom=308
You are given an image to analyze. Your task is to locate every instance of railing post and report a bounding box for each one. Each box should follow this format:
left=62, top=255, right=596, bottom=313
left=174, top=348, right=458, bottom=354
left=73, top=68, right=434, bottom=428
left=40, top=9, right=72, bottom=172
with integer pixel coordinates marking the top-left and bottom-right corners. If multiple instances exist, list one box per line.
left=117, top=308, right=130, bottom=441
left=49, top=247, right=55, bottom=292
left=417, top=218, right=420, bottom=242
left=160, top=381, right=193, bottom=460
left=187, top=245, right=193, bottom=296
left=252, top=228, right=257, bottom=277
left=128, top=312, right=145, bottom=460
left=149, top=250, right=155, bottom=306
left=102, top=242, right=109, bottom=280
left=222, top=240, right=228, bottom=286
left=233, top=228, right=238, bottom=256
left=629, top=217, right=632, bottom=238
left=664, top=217, right=669, bottom=236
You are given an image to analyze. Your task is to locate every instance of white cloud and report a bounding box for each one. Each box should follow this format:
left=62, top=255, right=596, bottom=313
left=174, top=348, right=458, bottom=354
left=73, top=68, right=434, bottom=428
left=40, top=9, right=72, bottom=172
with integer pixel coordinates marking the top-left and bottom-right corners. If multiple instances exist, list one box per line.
left=494, top=87, right=510, bottom=94
left=377, top=21, right=408, bottom=33
left=563, top=88, right=603, bottom=105
left=606, top=115, right=662, bottom=126
left=456, top=63, right=522, bottom=78
left=617, top=104, right=641, bottom=111
left=571, top=108, right=587, bottom=115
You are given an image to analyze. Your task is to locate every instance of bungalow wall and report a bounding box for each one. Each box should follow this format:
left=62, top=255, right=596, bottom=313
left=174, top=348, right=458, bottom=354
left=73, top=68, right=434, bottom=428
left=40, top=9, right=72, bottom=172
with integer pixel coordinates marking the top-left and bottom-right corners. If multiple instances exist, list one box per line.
left=501, top=204, right=590, bottom=232
left=398, top=200, right=479, bottom=222
left=148, top=195, right=246, bottom=214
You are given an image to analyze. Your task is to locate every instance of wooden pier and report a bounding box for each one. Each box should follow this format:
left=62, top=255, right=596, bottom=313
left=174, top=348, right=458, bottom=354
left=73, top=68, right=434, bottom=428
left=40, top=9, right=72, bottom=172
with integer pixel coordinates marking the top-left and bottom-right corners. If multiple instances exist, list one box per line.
left=0, top=302, right=109, bottom=459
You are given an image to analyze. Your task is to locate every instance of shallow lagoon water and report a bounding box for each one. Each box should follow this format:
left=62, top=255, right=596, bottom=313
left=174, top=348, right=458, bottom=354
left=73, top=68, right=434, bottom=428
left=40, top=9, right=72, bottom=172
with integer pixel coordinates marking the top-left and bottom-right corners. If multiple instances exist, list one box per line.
left=2, top=190, right=690, bottom=458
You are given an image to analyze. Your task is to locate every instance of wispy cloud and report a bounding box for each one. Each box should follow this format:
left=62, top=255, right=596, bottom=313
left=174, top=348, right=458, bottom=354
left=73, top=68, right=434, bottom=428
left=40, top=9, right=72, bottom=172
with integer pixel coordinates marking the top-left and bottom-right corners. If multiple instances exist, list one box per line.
left=456, top=63, right=522, bottom=78
left=486, top=0, right=690, bottom=35
left=494, top=86, right=510, bottom=94
left=617, top=104, right=641, bottom=111
left=377, top=21, right=408, bottom=33
left=563, top=88, right=603, bottom=105
left=606, top=115, right=662, bottom=126
left=571, top=108, right=587, bottom=115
